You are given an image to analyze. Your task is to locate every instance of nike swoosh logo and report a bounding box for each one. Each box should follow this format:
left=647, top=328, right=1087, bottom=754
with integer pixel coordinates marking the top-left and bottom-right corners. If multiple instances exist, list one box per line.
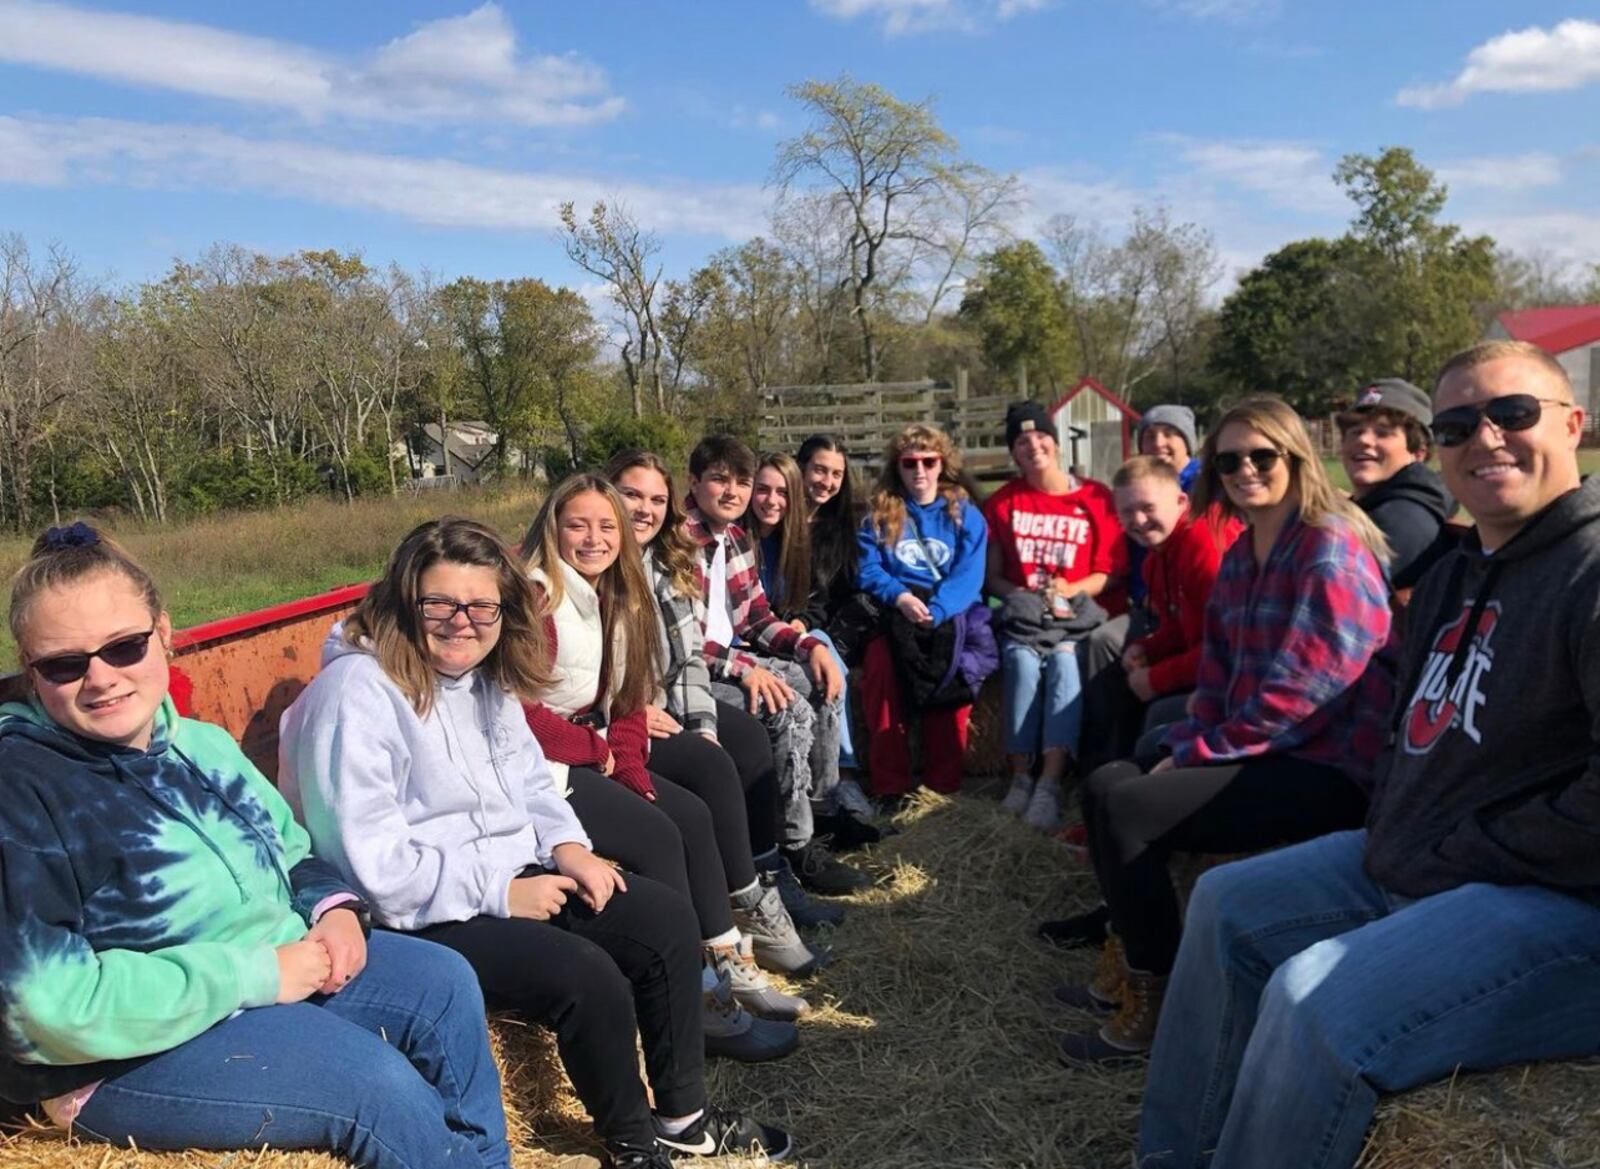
left=661, top=1133, right=717, bottom=1155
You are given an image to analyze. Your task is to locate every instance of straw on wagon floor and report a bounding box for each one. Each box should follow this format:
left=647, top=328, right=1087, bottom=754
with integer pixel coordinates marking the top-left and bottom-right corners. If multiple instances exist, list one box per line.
left=5, top=787, right=1597, bottom=1168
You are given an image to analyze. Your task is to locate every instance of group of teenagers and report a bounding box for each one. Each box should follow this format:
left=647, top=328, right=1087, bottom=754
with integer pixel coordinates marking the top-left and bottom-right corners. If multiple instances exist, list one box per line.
left=2, top=337, right=1600, bottom=1169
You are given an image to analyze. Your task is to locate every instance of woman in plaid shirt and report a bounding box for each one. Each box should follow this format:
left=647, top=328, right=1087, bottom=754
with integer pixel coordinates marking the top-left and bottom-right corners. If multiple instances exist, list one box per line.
left=1055, top=396, right=1395, bottom=1065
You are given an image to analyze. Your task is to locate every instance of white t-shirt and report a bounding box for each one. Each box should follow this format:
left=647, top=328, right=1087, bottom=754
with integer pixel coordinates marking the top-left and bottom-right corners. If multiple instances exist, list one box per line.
left=705, top=533, right=735, bottom=648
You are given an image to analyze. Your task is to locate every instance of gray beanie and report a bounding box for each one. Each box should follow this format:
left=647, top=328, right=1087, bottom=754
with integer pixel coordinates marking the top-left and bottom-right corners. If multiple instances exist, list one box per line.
left=1138, top=405, right=1198, bottom=458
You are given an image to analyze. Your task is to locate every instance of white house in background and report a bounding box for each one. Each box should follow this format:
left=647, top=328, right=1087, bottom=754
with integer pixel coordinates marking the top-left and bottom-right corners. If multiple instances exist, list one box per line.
left=1486, top=307, right=1600, bottom=413
left=399, top=421, right=499, bottom=483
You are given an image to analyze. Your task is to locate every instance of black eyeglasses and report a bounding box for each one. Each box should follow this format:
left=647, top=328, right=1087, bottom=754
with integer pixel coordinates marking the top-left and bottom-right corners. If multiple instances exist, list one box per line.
left=418, top=598, right=503, bottom=625
left=29, top=629, right=157, bottom=685
left=1213, top=448, right=1284, bottom=476
left=1430, top=394, right=1573, bottom=448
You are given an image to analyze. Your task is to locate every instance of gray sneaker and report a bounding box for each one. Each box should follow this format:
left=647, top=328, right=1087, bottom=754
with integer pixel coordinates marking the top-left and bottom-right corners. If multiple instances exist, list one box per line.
left=702, top=969, right=800, bottom=1062
left=733, top=872, right=820, bottom=976
left=709, top=936, right=810, bottom=1021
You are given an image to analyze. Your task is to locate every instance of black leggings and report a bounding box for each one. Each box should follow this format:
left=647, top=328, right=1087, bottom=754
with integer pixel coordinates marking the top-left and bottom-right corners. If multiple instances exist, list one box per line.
left=412, top=873, right=703, bottom=1149
left=567, top=767, right=736, bottom=940
left=1082, top=755, right=1368, bottom=975
left=713, top=699, right=781, bottom=858
left=649, top=729, right=759, bottom=892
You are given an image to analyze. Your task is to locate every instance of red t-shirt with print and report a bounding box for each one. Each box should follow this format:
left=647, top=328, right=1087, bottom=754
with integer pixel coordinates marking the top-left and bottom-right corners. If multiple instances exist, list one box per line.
left=983, top=476, right=1125, bottom=590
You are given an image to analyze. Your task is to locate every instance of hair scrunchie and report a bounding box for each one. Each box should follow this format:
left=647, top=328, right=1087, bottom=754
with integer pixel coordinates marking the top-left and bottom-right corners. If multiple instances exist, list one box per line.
left=41, top=521, right=101, bottom=551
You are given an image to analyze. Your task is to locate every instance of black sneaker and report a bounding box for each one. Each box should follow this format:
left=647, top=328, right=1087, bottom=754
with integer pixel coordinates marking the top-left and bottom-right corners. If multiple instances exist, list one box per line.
left=606, top=1139, right=673, bottom=1169
left=783, top=837, right=871, bottom=896
left=770, top=857, right=846, bottom=928
left=656, top=1104, right=794, bottom=1162
left=1037, top=904, right=1110, bottom=950
left=814, top=806, right=882, bottom=851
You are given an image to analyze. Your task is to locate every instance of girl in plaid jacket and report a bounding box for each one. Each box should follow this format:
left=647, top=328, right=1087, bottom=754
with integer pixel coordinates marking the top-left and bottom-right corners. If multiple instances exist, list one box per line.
left=1054, top=397, right=1395, bottom=1065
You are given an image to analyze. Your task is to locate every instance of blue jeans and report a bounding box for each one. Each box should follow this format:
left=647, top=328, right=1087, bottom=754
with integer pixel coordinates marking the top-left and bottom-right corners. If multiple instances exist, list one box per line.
left=808, top=628, right=857, bottom=769
left=1139, top=829, right=1600, bottom=1169
left=1001, top=639, right=1082, bottom=758
left=76, top=930, right=509, bottom=1169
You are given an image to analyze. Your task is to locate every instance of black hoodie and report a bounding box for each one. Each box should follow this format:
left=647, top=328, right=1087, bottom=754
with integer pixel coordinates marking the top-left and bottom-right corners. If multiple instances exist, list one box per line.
left=1365, top=475, right=1600, bottom=902
left=1355, top=461, right=1457, bottom=591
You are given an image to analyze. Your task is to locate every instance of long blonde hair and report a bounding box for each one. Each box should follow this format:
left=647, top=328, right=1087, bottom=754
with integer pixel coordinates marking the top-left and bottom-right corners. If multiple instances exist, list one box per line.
left=747, top=452, right=812, bottom=618
left=1193, top=396, right=1391, bottom=564
left=519, top=474, right=662, bottom=716
left=603, top=449, right=700, bottom=599
left=344, top=518, right=554, bottom=717
left=868, top=424, right=969, bottom=548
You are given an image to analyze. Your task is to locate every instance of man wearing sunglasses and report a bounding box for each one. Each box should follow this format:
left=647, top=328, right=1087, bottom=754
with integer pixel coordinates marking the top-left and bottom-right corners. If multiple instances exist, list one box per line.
left=1137, top=339, right=1600, bottom=1169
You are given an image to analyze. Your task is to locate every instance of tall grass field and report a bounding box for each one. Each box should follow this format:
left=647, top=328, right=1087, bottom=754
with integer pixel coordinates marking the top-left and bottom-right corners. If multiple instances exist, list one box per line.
left=0, top=485, right=547, bottom=665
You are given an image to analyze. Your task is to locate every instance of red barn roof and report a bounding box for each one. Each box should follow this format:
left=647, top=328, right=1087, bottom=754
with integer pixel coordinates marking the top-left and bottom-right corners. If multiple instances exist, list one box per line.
left=1046, top=376, right=1142, bottom=420
left=1497, top=306, right=1600, bottom=355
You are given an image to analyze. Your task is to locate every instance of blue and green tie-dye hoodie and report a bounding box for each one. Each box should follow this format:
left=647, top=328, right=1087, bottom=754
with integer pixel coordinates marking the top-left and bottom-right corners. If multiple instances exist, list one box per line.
left=0, top=697, right=356, bottom=1106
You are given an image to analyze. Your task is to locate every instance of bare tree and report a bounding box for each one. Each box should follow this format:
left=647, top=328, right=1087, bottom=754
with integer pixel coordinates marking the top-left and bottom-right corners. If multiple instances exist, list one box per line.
left=0, top=236, right=93, bottom=530
left=558, top=200, right=665, bottom=416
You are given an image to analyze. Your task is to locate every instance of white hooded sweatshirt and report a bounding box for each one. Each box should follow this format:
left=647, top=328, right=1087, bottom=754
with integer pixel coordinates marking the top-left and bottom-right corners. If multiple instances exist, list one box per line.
left=278, top=626, right=591, bottom=931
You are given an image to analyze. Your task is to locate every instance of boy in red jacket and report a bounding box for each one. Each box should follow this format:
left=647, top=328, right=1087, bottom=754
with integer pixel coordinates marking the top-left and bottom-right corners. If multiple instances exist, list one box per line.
left=1113, top=456, right=1241, bottom=743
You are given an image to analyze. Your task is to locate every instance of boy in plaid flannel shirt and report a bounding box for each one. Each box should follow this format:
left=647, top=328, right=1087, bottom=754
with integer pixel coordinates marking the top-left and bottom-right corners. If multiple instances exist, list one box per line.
left=684, top=435, right=868, bottom=897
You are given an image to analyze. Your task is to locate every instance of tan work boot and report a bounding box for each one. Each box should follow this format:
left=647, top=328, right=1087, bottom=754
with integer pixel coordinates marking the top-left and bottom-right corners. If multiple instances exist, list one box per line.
left=1051, top=932, right=1126, bottom=1013
left=1055, top=958, right=1168, bottom=1065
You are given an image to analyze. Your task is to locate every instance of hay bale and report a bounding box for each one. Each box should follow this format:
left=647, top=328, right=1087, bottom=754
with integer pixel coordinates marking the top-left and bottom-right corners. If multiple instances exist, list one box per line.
left=7, top=798, right=1597, bottom=1168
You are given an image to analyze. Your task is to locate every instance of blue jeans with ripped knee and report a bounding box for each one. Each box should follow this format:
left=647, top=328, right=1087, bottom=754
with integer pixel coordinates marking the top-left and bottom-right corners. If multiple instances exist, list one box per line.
left=1138, top=829, right=1600, bottom=1169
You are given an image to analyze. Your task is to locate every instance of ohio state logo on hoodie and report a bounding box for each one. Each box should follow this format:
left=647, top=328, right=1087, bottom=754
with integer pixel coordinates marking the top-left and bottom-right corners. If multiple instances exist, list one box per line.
left=1403, top=600, right=1501, bottom=755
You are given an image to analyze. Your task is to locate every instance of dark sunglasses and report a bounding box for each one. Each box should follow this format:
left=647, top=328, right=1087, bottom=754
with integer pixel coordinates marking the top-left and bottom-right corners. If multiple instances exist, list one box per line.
left=1213, top=448, right=1284, bottom=476
left=29, top=628, right=157, bottom=685
left=899, top=454, right=941, bottom=470
left=419, top=598, right=503, bottom=625
left=1430, top=394, right=1572, bottom=448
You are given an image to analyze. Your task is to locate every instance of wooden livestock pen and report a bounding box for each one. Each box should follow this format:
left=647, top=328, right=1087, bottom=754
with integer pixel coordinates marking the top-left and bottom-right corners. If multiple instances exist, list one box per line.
left=758, top=373, right=1143, bottom=484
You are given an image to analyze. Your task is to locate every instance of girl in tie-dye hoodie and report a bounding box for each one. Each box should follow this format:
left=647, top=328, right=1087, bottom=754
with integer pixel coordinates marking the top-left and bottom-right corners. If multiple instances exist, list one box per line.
left=0, top=524, right=508, bottom=1169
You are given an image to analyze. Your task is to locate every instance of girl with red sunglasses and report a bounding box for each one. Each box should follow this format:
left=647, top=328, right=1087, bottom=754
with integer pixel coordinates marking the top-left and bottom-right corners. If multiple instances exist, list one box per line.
left=853, top=424, right=990, bottom=802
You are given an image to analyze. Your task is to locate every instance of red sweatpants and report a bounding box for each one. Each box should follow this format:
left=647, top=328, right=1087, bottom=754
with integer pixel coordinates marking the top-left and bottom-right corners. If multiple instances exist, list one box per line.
left=859, top=636, right=972, bottom=796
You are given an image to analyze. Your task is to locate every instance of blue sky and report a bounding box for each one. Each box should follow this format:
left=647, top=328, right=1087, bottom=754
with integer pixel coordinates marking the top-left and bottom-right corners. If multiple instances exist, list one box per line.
left=2, top=0, right=1598, bottom=301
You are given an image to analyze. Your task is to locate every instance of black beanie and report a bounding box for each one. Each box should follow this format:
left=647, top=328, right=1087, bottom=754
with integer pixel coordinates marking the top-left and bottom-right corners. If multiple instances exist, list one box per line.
left=1005, top=400, right=1056, bottom=449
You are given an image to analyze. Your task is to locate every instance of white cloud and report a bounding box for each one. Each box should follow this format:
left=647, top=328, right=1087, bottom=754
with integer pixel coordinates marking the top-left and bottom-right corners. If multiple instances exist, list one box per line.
left=1435, top=153, right=1563, bottom=193
left=1017, top=167, right=1143, bottom=233
left=808, top=0, right=1047, bottom=36
left=1162, top=136, right=1345, bottom=214
left=1147, top=0, right=1278, bottom=22
left=0, top=115, right=766, bottom=239
left=0, top=0, right=624, bottom=127
left=1467, top=210, right=1600, bottom=267
left=1397, top=18, right=1600, bottom=109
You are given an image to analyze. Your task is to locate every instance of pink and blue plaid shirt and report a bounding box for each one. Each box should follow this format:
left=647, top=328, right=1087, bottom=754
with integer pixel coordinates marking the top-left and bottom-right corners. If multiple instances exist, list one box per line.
left=1165, top=512, right=1395, bottom=787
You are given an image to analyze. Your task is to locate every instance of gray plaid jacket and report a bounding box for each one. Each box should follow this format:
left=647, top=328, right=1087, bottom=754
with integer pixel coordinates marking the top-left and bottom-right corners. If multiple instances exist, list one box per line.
left=647, top=552, right=720, bottom=738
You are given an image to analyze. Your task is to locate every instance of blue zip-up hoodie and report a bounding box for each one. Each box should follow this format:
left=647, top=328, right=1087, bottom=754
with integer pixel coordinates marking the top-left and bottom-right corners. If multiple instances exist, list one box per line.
left=857, top=496, right=988, bottom=625
left=0, top=698, right=354, bottom=1106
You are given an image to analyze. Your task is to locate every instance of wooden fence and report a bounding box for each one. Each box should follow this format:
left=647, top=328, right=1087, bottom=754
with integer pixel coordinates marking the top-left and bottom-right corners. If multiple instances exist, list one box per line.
left=758, top=372, right=1015, bottom=476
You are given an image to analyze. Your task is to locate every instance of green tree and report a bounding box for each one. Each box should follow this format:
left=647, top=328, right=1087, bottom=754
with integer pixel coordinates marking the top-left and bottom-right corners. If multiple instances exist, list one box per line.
left=1210, top=238, right=1361, bottom=412
left=437, top=278, right=604, bottom=473
left=959, top=241, right=1075, bottom=396
left=1213, top=148, right=1496, bottom=412
left=1334, top=148, right=1496, bottom=384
